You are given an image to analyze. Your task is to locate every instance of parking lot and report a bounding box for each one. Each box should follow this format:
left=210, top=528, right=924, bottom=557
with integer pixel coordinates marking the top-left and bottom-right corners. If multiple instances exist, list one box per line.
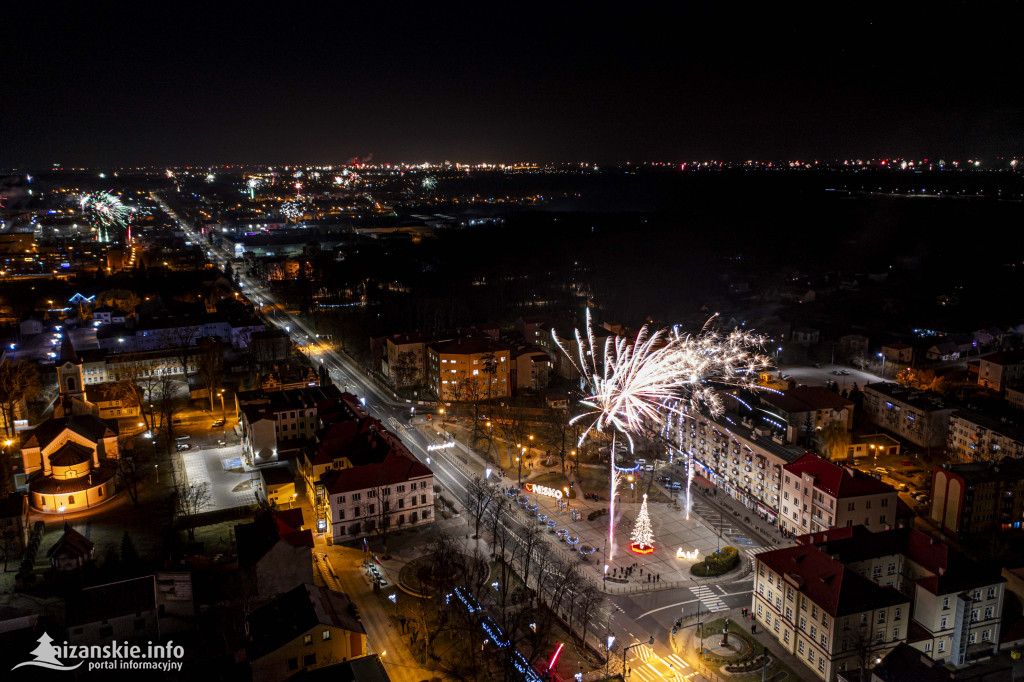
left=170, top=410, right=256, bottom=512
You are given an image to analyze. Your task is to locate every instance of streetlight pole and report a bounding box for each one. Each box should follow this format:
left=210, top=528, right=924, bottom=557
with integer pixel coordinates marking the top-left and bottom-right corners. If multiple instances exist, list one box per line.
left=878, top=352, right=886, bottom=379
left=622, top=637, right=654, bottom=678
left=218, top=390, right=227, bottom=430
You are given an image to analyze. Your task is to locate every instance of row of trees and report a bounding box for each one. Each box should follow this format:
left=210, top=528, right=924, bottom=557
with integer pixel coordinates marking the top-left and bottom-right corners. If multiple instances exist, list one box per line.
left=462, top=476, right=606, bottom=674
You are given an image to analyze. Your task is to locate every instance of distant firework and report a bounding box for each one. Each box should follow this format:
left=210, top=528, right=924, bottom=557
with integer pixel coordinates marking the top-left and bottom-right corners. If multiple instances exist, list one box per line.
left=422, top=176, right=437, bottom=190
left=281, top=200, right=305, bottom=220
left=79, top=191, right=132, bottom=231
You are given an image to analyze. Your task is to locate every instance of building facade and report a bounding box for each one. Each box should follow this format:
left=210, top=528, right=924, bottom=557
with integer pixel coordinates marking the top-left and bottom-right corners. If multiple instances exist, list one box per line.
left=861, top=383, right=954, bottom=449
left=947, top=410, right=1024, bottom=463
left=780, top=453, right=899, bottom=536
left=930, top=459, right=1024, bottom=537
left=426, top=338, right=511, bottom=401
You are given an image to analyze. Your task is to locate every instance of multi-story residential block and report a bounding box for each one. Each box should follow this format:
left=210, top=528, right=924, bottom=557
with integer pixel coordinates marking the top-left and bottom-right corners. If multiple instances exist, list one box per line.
left=976, top=349, right=1024, bottom=392
left=426, top=338, right=511, bottom=401
left=103, top=348, right=199, bottom=382
left=384, top=331, right=434, bottom=388
left=947, top=409, right=1024, bottom=463
left=779, top=453, right=899, bottom=536
left=759, top=387, right=854, bottom=445
left=861, top=383, right=955, bottom=449
left=802, top=526, right=1006, bottom=667
left=753, top=543, right=910, bottom=681
left=512, top=346, right=552, bottom=392
left=930, top=458, right=1024, bottom=538
left=670, top=410, right=805, bottom=523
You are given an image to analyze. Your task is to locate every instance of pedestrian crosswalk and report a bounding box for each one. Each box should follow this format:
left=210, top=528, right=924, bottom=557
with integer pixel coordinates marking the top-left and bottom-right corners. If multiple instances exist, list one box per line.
left=627, top=645, right=691, bottom=681
left=689, top=585, right=728, bottom=612
left=744, top=545, right=773, bottom=563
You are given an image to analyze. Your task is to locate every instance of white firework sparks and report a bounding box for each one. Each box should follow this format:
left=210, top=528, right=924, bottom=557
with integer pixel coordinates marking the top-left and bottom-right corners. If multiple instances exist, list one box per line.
left=422, top=176, right=437, bottom=190
left=78, top=191, right=133, bottom=230
left=281, top=200, right=305, bottom=220
left=552, top=308, right=768, bottom=557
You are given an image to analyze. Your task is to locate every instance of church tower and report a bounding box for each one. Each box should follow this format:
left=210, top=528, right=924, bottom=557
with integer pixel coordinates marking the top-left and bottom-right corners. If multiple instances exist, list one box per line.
left=54, top=335, right=86, bottom=418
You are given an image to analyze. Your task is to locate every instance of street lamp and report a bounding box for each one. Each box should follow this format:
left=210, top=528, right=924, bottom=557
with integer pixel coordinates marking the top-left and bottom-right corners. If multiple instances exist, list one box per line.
left=878, top=352, right=886, bottom=378
left=58, top=505, right=66, bottom=523
left=217, top=390, right=226, bottom=426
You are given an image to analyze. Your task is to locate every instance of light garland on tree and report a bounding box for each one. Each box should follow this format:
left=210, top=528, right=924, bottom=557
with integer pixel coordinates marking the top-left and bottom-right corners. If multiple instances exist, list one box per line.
left=630, top=493, right=655, bottom=554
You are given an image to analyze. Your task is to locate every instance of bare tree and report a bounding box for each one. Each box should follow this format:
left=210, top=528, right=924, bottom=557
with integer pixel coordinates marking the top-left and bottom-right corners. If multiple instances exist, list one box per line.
left=168, top=326, right=198, bottom=379
left=107, top=352, right=152, bottom=430
left=493, top=398, right=525, bottom=470
left=196, top=337, right=225, bottom=412
left=116, top=433, right=141, bottom=506
left=547, top=405, right=573, bottom=476
left=174, top=479, right=211, bottom=541
left=465, top=476, right=498, bottom=539
left=392, top=350, right=419, bottom=389
left=0, top=358, right=40, bottom=438
left=817, top=421, right=852, bottom=461
left=461, top=377, right=484, bottom=445
left=479, top=352, right=498, bottom=403
left=156, top=375, right=183, bottom=454
left=370, top=482, right=395, bottom=558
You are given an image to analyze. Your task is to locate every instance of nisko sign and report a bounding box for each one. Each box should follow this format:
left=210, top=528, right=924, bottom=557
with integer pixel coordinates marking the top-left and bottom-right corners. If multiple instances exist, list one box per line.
left=525, top=483, right=563, bottom=499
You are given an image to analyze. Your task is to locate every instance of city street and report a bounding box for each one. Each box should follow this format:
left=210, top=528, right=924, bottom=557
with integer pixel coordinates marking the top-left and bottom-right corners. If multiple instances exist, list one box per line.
left=158, top=194, right=775, bottom=681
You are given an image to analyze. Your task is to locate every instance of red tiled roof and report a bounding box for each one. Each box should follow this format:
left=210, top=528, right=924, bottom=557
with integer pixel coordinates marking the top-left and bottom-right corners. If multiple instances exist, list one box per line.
left=757, top=544, right=908, bottom=617
left=275, top=508, right=305, bottom=533
left=784, top=453, right=894, bottom=498
left=46, top=523, right=94, bottom=559
left=322, top=451, right=431, bottom=494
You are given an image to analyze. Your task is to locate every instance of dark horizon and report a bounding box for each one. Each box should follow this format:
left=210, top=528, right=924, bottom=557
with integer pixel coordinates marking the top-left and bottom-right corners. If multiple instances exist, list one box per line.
left=2, top=3, right=1022, bottom=167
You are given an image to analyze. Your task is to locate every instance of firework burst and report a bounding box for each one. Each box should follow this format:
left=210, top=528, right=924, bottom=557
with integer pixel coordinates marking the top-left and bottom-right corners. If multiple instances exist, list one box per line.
left=422, top=176, right=438, bottom=190
left=281, top=200, right=306, bottom=221
left=552, top=308, right=768, bottom=557
left=78, top=191, right=133, bottom=230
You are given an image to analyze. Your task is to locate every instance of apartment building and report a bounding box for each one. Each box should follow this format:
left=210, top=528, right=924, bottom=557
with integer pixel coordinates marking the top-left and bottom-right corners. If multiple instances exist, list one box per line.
left=946, top=409, right=1024, bottom=463
left=931, top=458, right=1024, bottom=538
left=753, top=544, right=910, bottom=681
left=802, top=526, right=1006, bottom=667
left=780, top=453, right=899, bottom=536
left=861, top=383, right=955, bottom=449
left=671, top=410, right=805, bottom=523
left=426, top=337, right=511, bottom=401
left=976, top=349, right=1024, bottom=392
left=384, top=331, right=434, bottom=388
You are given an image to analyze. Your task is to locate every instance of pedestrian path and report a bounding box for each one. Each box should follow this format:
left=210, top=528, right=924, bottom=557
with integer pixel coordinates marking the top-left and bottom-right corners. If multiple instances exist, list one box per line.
left=743, top=545, right=773, bottom=563
left=689, top=585, right=728, bottom=612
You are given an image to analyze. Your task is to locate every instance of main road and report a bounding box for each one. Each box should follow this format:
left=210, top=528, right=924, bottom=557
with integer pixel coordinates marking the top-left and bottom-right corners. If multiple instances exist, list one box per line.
left=155, top=194, right=755, bottom=680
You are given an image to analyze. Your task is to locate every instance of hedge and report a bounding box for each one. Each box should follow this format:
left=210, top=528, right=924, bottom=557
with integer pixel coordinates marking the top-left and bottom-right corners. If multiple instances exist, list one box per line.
left=690, top=546, right=739, bottom=577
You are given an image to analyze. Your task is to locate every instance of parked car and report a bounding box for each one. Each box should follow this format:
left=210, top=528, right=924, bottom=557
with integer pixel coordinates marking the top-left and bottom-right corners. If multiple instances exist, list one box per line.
left=840, top=369, right=851, bottom=375
left=900, top=460, right=913, bottom=466
left=172, top=418, right=184, bottom=424
left=176, top=435, right=191, bottom=441
left=831, top=370, right=842, bottom=375
left=670, top=482, right=682, bottom=490
left=874, top=466, right=890, bottom=474
left=644, top=465, right=654, bottom=472
left=176, top=443, right=191, bottom=451
left=898, top=484, right=909, bottom=492
left=212, top=419, right=226, bottom=427
left=635, top=459, right=647, bottom=466
left=812, top=363, right=821, bottom=368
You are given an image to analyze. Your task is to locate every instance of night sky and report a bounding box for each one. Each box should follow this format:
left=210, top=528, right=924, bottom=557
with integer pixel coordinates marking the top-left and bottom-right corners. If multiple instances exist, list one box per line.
left=2, top=3, right=1021, bottom=167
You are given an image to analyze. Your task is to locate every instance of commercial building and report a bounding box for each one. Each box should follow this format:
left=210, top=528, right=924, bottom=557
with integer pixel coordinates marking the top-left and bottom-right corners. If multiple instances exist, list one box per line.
left=930, top=459, right=1024, bottom=538
left=780, top=453, right=900, bottom=535
left=236, top=385, right=350, bottom=466
left=861, top=383, right=955, bottom=449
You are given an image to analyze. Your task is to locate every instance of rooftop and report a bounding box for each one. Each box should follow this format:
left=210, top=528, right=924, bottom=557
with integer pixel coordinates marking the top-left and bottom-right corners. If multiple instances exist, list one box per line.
left=864, top=382, right=953, bottom=413
left=761, top=385, right=853, bottom=415
left=756, top=543, right=909, bottom=617
left=66, top=575, right=156, bottom=627
left=321, top=450, right=431, bottom=495
left=784, top=452, right=894, bottom=498
left=246, top=584, right=364, bottom=662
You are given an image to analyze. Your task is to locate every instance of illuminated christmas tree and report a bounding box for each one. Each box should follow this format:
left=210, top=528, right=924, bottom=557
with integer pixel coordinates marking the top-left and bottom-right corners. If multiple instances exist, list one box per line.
left=630, top=494, right=654, bottom=554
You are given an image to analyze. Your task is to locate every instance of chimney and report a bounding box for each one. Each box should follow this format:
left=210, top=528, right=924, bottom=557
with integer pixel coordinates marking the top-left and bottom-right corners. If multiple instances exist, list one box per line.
left=938, top=566, right=945, bottom=576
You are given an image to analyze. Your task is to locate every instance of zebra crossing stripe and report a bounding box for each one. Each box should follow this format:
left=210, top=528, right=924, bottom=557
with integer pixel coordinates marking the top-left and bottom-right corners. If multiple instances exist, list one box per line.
left=666, top=654, right=690, bottom=669
left=690, top=585, right=728, bottom=611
